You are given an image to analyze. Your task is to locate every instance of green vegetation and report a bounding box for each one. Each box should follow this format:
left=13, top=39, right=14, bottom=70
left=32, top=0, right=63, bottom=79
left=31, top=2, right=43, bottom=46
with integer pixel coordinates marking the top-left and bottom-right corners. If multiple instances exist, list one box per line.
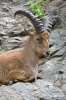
left=29, top=0, right=44, bottom=18
left=29, top=0, right=49, bottom=18
left=46, top=0, right=49, bottom=4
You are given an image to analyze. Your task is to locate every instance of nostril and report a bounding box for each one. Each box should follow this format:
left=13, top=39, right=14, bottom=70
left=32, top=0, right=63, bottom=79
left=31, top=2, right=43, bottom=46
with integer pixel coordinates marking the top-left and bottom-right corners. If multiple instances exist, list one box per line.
left=46, top=51, right=50, bottom=55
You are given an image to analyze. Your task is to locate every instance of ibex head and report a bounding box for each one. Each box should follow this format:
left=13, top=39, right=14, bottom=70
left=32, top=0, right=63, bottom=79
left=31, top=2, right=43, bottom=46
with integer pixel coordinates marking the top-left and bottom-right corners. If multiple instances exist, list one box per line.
left=14, top=9, right=52, bottom=59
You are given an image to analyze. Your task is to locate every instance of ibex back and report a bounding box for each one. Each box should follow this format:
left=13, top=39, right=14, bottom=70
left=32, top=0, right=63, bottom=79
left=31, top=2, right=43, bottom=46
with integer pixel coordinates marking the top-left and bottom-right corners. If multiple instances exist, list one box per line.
left=0, top=9, right=52, bottom=85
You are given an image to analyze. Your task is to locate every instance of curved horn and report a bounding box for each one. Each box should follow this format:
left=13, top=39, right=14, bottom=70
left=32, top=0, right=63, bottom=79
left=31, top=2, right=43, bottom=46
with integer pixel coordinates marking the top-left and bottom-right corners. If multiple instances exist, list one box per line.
left=14, top=9, right=52, bottom=33
left=43, top=16, right=52, bottom=32
left=14, top=9, right=45, bottom=34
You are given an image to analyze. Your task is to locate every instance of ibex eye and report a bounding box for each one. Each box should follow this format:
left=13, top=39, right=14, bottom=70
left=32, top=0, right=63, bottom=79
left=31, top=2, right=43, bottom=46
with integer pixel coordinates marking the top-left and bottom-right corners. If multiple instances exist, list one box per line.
left=36, top=37, right=43, bottom=42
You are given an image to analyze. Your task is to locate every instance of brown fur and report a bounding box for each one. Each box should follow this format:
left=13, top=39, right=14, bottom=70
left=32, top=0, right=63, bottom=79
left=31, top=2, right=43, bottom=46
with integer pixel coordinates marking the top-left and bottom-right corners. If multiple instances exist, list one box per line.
left=0, top=31, right=50, bottom=85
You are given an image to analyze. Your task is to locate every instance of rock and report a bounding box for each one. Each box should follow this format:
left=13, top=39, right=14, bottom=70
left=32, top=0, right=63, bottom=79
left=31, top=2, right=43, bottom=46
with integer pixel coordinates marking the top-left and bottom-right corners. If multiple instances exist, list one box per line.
left=2, top=17, right=16, bottom=23
left=50, top=29, right=66, bottom=49
left=0, top=80, right=65, bottom=100
left=0, top=37, right=3, bottom=45
left=61, top=84, right=66, bottom=93
left=0, top=32, right=8, bottom=36
left=0, top=21, right=6, bottom=26
left=0, top=26, right=3, bottom=31
left=38, top=55, right=66, bottom=92
left=1, top=36, right=27, bottom=51
left=7, top=30, right=28, bottom=37
left=53, top=80, right=61, bottom=87
left=41, top=8, right=62, bottom=29
left=59, top=70, right=64, bottom=74
left=0, top=0, right=13, bottom=2
left=56, top=0, right=64, bottom=6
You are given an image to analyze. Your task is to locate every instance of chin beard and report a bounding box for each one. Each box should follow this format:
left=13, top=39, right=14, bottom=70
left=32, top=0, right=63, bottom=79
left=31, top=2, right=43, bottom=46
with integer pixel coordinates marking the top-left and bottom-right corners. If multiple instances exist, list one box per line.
left=39, top=54, right=50, bottom=60
left=38, top=54, right=46, bottom=59
left=40, top=54, right=45, bottom=59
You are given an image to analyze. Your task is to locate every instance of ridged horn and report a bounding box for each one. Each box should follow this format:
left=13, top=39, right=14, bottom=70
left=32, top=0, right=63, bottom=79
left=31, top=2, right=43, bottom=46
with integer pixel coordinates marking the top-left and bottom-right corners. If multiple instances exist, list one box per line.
left=14, top=9, right=44, bottom=34
left=43, top=16, right=52, bottom=32
left=14, top=9, right=52, bottom=33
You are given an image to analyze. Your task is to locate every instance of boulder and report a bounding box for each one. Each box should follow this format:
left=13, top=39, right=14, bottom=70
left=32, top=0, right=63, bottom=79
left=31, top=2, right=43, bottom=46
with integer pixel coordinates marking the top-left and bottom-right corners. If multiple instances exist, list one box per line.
left=0, top=80, right=65, bottom=100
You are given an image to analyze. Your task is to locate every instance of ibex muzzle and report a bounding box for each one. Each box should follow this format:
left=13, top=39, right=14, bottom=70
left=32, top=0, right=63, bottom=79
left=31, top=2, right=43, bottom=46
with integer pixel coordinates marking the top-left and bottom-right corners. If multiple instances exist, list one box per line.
left=0, top=9, right=52, bottom=85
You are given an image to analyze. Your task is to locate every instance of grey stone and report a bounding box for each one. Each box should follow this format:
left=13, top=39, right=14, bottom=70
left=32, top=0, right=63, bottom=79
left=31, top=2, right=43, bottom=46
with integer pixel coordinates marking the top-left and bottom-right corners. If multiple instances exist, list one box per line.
left=41, top=9, right=62, bottom=29
left=49, top=29, right=66, bottom=58
left=56, top=0, right=64, bottom=6
left=59, top=70, right=64, bottom=74
left=0, top=37, right=3, bottom=45
left=0, top=21, right=6, bottom=26
left=0, top=32, right=8, bottom=36
left=1, top=36, right=27, bottom=51
left=0, top=26, right=3, bottom=31
left=0, top=0, right=13, bottom=2
left=0, top=80, right=65, bottom=100
left=61, top=84, right=66, bottom=93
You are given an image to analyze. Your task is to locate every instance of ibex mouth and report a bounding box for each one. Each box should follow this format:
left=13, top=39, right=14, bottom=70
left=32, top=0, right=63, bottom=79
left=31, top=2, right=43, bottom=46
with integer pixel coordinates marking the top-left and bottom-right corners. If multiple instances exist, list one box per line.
left=40, top=54, right=45, bottom=59
left=40, top=53, right=50, bottom=59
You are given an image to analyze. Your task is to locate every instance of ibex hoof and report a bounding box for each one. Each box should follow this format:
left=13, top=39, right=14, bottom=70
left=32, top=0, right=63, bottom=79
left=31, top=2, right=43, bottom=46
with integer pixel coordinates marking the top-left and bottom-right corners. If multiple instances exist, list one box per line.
left=9, top=80, right=18, bottom=85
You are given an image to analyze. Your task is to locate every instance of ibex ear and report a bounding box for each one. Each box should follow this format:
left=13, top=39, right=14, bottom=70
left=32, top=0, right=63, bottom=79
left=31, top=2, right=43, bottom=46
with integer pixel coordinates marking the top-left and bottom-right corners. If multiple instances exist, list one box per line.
left=44, top=31, right=50, bottom=40
left=24, top=29, right=33, bottom=36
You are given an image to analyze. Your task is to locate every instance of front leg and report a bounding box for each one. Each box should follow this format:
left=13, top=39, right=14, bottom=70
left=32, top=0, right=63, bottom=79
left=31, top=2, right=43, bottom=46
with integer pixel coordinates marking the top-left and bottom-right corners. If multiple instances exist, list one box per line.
left=4, top=69, right=35, bottom=84
left=35, top=65, right=38, bottom=81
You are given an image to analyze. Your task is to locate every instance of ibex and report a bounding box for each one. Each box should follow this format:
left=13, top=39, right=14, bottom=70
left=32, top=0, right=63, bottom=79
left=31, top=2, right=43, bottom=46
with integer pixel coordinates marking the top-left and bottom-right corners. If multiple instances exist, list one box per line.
left=0, top=9, right=52, bottom=85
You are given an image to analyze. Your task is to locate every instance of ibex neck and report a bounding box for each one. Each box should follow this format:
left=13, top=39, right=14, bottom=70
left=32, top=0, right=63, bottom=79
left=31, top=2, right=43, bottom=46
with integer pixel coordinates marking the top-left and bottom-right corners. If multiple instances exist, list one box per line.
left=22, top=44, right=39, bottom=68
